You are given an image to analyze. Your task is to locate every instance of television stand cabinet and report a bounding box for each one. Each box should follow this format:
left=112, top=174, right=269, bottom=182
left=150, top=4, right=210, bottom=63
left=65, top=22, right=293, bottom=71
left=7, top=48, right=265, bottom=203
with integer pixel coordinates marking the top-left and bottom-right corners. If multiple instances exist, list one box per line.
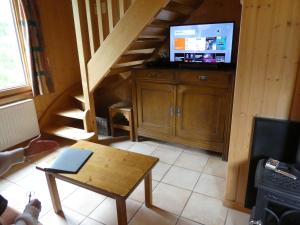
left=132, top=68, right=235, bottom=160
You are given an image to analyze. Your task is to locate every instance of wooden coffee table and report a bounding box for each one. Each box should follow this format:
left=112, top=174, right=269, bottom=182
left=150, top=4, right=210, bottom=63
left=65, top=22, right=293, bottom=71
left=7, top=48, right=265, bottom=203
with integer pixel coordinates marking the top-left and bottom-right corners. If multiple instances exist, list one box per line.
left=37, top=141, right=158, bottom=225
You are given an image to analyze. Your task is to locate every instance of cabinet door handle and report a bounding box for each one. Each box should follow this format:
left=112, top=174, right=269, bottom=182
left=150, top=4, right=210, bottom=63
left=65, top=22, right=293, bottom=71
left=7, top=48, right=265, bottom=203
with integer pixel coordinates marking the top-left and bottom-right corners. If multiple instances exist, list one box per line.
left=198, top=75, right=208, bottom=81
left=169, top=106, right=174, bottom=117
left=176, top=107, right=181, bottom=117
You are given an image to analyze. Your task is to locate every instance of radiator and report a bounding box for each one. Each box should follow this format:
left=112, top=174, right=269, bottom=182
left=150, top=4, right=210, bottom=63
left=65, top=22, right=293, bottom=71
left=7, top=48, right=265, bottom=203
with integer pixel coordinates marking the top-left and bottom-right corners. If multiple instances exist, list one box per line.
left=0, top=99, right=40, bottom=151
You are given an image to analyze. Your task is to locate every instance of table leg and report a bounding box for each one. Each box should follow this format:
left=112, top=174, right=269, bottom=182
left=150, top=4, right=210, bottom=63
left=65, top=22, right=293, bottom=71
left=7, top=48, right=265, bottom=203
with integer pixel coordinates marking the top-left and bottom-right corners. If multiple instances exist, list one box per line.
left=45, top=173, right=62, bottom=213
left=144, top=171, right=152, bottom=208
left=116, top=198, right=127, bottom=225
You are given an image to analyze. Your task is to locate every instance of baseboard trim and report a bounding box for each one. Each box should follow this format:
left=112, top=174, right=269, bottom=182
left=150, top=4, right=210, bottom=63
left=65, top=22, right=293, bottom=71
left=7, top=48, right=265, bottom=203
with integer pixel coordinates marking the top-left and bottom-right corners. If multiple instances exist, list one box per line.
left=223, top=199, right=251, bottom=214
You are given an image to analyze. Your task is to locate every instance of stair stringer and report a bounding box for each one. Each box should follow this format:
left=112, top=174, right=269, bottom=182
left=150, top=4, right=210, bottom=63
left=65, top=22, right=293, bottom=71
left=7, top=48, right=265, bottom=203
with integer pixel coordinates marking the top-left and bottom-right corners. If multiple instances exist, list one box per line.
left=87, top=0, right=170, bottom=92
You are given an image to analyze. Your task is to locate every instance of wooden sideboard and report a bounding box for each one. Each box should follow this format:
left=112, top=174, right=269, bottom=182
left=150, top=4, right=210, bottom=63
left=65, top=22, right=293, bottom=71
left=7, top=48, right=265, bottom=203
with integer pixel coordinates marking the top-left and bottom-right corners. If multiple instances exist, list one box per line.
left=132, top=68, right=235, bottom=160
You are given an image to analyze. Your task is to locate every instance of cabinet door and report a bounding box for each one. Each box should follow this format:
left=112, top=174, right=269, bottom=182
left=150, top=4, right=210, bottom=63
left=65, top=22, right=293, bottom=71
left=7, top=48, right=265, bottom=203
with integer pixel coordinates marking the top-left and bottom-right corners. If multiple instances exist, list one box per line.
left=136, top=82, right=175, bottom=136
left=175, top=85, right=228, bottom=143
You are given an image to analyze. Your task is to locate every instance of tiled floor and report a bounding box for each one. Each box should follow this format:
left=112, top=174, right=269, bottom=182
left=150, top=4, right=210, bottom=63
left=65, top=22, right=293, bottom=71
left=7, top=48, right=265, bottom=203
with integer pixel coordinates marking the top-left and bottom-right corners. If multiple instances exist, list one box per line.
left=0, top=140, right=250, bottom=225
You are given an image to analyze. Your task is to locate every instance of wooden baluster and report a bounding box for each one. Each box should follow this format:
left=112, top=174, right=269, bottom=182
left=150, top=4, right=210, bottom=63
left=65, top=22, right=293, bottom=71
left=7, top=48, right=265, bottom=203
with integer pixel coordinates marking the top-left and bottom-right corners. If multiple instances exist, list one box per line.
left=96, top=0, right=105, bottom=44
left=85, top=0, right=95, bottom=54
left=118, top=0, right=125, bottom=17
left=107, top=0, right=114, bottom=32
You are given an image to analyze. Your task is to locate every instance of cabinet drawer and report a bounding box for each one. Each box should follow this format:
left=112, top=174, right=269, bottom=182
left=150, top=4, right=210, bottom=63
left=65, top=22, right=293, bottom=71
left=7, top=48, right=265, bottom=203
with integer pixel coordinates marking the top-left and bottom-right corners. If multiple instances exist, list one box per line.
left=135, top=70, right=174, bottom=82
left=176, top=71, right=232, bottom=88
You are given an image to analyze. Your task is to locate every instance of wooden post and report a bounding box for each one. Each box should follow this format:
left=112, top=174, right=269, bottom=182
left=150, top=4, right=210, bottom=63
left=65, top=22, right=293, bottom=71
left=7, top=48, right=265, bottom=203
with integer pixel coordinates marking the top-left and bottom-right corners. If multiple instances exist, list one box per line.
left=116, top=198, right=127, bottom=225
left=144, top=171, right=152, bottom=208
left=45, top=173, right=62, bottom=213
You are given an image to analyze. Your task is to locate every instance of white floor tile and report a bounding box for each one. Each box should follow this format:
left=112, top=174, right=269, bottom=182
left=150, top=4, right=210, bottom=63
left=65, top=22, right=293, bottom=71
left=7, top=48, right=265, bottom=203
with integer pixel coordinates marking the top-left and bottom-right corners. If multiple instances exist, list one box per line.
left=129, top=180, right=158, bottom=203
left=225, top=209, right=250, bottom=225
left=16, top=170, right=50, bottom=201
left=63, top=187, right=106, bottom=216
left=40, top=208, right=85, bottom=225
left=39, top=200, right=53, bottom=218
left=158, top=142, right=186, bottom=152
left=153, top=183, right=191, bottom=215
left=203, top=156, right=227, bottom=178
left=183, top=147, right=211, bottom=157
left=175, top=152, right=209, bottom=172
left=110, top=141, right=135, bottom=150
left=56, top=179, right=79, bottom=200
left=128, top=142, right=157, bottom=155
left=194, top=174, right=225, bottom=199
left=140, top=140, right=161, bottom=148
left=151, top=147, right=182, bottom=164
left=176, top=217, right=203, bottom=225
left=80, top=218, right=104, bottom=225
left=162, top=166, right=200, bottom=190
left=182, top=193, right=228, bottom=225
left=129, top=206, right=178, bottom=225
left=152, top=162, right=171, bottom=181
left=89, top=198, right=142, bottom=225
left=0, top=178, right=13, bottom=192
left=2, top=163, right=36, bottom=183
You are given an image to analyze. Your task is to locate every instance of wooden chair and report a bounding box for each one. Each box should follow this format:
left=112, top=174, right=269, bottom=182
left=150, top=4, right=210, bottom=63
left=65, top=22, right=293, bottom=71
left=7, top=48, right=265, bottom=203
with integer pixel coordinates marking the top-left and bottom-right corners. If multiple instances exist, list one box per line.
left=109, top=104, right=134, bottom=141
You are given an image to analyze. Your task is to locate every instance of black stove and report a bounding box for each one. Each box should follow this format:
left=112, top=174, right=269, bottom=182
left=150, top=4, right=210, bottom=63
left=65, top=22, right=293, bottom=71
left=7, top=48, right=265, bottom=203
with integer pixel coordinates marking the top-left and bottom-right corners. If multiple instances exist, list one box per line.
left=250, top=159, right=300, bottom=225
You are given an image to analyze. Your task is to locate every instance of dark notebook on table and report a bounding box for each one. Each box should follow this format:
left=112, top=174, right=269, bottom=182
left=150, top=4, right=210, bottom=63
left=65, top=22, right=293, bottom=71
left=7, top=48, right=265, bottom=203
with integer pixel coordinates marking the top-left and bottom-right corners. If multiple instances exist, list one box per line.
left=42, top=148, right=93, bottom=174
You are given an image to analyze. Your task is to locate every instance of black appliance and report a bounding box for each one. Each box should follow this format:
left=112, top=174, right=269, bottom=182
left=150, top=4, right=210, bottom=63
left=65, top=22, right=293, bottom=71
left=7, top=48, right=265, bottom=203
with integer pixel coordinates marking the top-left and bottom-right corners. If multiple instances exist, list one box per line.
left=250, top=159, right=300, bottom=225
left=245, top=117, right=300, bottom=209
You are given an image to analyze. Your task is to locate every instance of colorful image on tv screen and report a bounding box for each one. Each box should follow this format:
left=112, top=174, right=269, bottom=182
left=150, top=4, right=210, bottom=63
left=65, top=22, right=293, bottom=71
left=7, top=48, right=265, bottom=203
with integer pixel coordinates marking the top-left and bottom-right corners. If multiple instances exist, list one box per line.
left=170, top=23, right=234, bottom=64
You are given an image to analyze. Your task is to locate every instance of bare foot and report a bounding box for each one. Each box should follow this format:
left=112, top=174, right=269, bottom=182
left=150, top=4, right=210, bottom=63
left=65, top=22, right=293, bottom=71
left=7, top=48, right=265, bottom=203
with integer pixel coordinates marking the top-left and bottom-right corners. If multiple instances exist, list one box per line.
left=25, top=137, right=59, bottom=157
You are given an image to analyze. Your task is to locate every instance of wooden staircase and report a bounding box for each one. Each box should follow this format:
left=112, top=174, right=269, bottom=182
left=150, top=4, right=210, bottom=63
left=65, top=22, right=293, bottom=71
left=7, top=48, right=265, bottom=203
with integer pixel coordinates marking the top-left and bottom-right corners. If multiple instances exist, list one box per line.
left=42, top=0, right=203, bottom=141
left=43, top=90, right=96, bottom=141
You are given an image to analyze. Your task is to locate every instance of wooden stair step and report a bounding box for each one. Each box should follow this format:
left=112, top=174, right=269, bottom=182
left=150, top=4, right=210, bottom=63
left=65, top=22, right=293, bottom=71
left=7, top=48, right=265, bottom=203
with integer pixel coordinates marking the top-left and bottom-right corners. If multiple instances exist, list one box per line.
left=113, top=60, right=145, bottom=69
left=56, top=108, right=85, bottom=120
left=141, top=26, right=167, bottom=36
left=156, top=9, right=181, bottom=22
left=130, top=40, right=163, bottom=50
left=43, top=125, right=95, bottom=141
left=124, top=48, right=155, bottom=55
left=118, top=54, right=150, bottom=64
left=165, top=1, right=194, bottom=15
left=138, top=35, right=166, bottom=40
left=109, top=67, right=134, bottom=76
left=73, top=93, right=84, bottom=103
left=150, top=19, right=175, bottom=28
left=171, top=0, right=200, bottom=6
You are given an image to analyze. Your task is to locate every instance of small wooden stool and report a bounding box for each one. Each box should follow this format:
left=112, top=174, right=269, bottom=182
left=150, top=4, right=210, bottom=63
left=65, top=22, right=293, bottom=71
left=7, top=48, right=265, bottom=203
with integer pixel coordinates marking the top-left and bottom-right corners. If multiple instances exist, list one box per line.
left=109, top=106, right=134, bottom=141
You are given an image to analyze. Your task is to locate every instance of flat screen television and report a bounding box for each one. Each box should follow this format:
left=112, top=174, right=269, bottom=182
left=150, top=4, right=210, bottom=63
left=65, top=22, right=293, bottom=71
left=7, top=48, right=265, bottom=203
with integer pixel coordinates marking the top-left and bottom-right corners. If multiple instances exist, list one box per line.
left=169, top=22, right=235, bottom=64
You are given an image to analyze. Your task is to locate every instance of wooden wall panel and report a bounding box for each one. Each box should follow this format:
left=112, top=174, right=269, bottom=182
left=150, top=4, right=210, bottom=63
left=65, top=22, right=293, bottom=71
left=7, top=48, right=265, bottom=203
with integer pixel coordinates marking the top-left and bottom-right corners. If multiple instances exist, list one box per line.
left=291, top=65, right=300, bottom=120
left=33, top=0, right=81, bottom=118
left=225, top=0, right=300, bottom=209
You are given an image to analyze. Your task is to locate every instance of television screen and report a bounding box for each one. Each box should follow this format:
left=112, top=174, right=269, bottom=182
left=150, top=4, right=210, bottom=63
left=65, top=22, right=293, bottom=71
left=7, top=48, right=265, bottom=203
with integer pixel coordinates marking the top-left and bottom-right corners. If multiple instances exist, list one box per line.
left=170, top=22, right=234, bottom=64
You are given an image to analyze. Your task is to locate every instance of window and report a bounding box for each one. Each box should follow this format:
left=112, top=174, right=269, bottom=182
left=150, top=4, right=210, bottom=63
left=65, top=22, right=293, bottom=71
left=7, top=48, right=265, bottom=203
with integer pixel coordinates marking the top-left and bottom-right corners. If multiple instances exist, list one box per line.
left=0, top=0, right=28, bottom=91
